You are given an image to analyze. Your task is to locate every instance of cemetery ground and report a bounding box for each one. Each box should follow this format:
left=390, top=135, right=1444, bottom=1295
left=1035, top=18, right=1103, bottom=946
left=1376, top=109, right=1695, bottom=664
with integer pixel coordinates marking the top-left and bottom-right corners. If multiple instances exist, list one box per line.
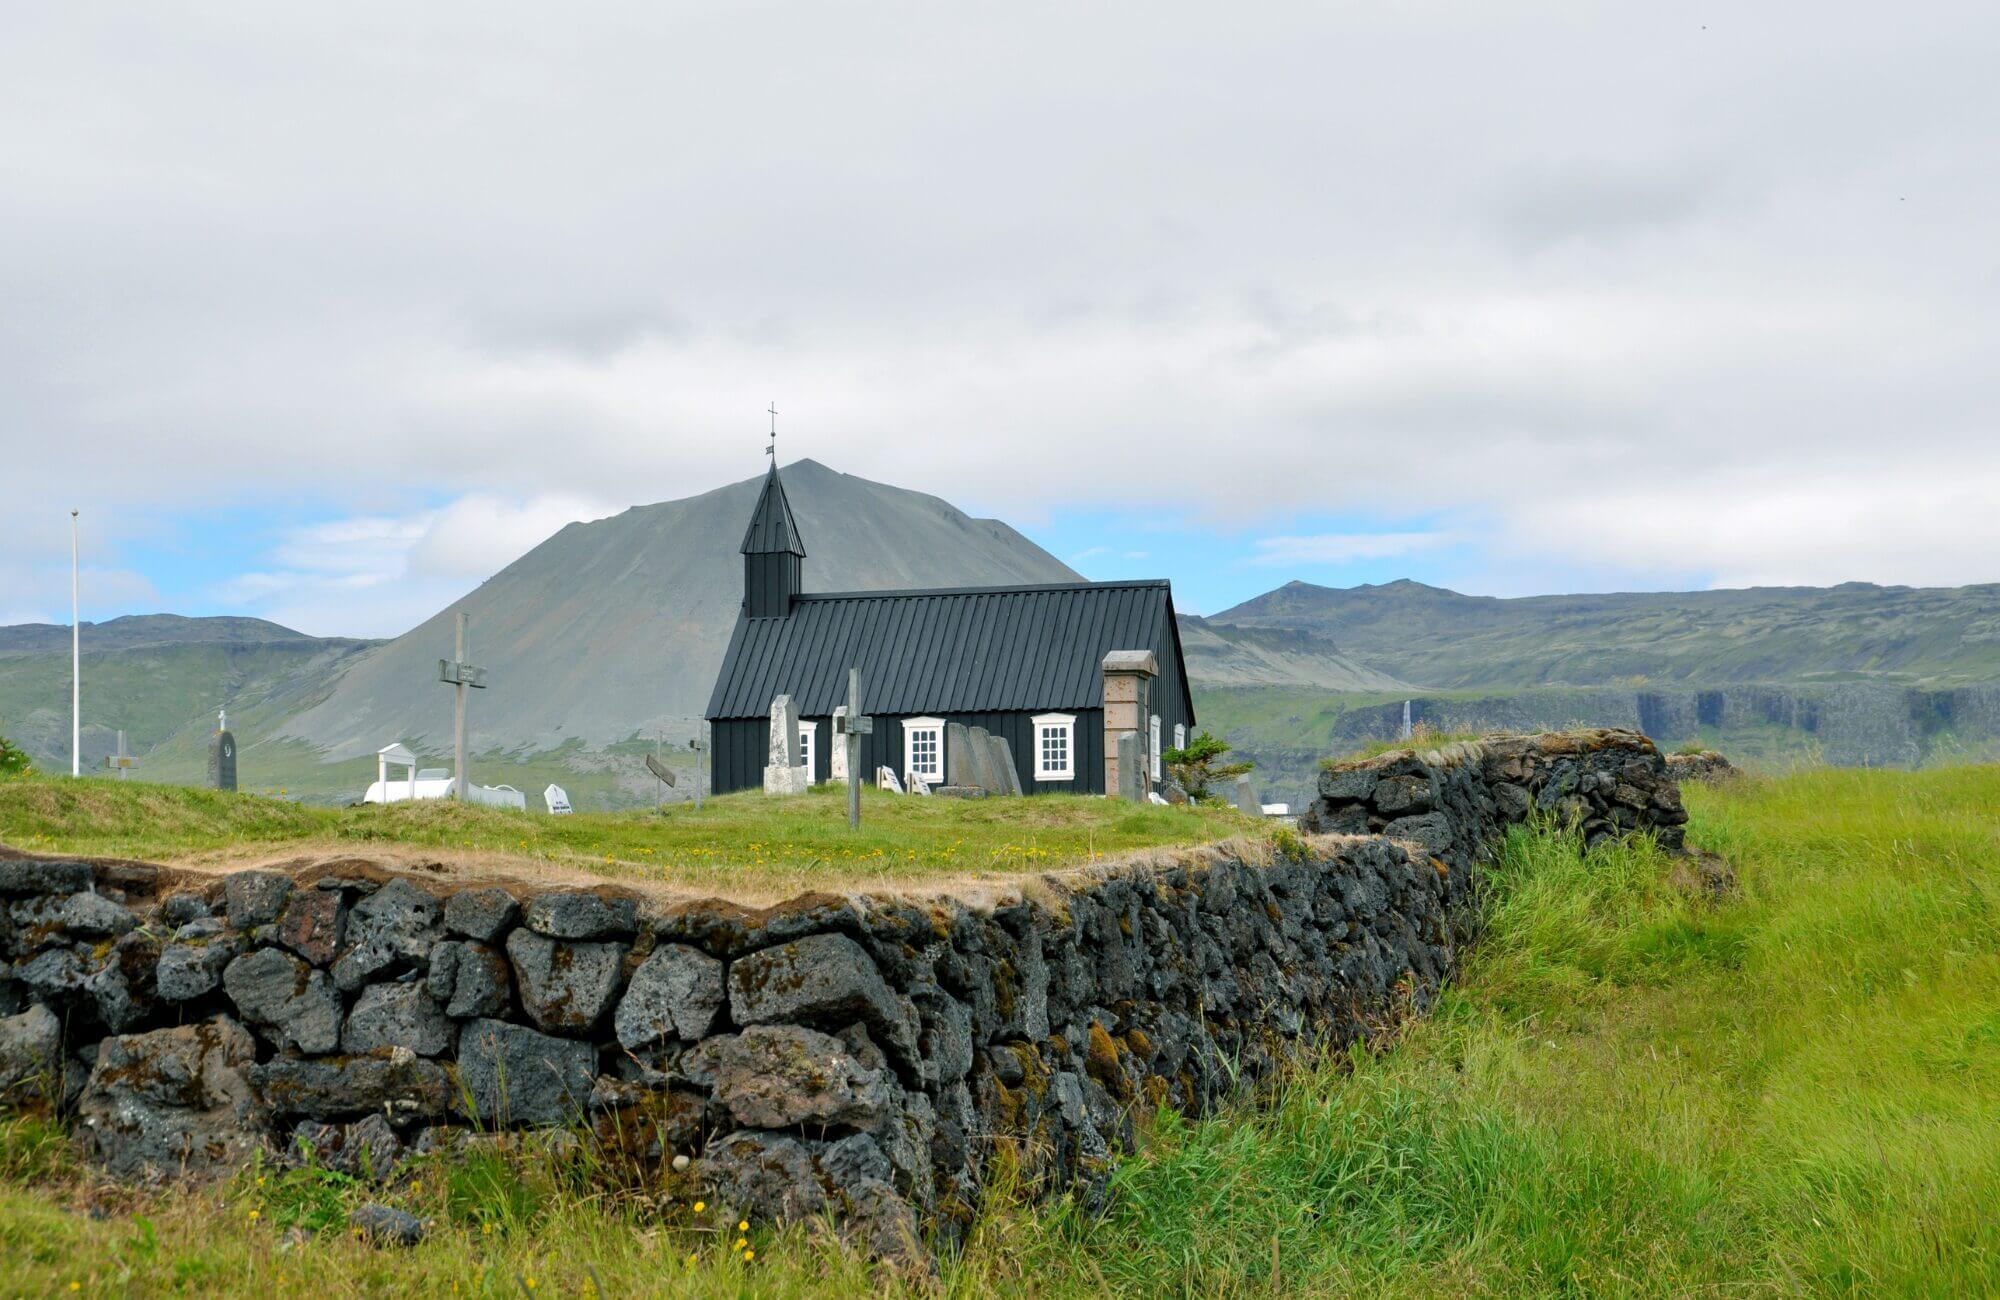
left=2, top=765, right=1997, bottom=1295
left=0, top=777, right=1254, bottom=899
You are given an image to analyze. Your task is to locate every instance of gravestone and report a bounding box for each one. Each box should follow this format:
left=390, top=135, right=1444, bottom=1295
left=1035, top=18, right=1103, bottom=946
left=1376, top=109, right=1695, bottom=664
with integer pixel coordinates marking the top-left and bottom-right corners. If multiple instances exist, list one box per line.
left=544, top=784, right=573, bottom=815
left=1116, top=733, right=1145, bottom=803
left=909, top=772, right=932, bottom=796
left=945, top=723, right=977, bottom=789
left=965, top=727, right=1002, bottom=792
left=876, top=766, right=905, bottom=794
left=763, top=695, right=810, bottom=796
left=830, top=707, right=850, bottom=784
left=986, top=735, right=1024, bottom=796
left=208, top=712, right=237, bottom=793
left=1232, top=775, right=1262, bottom=816
left=104, top=730, right=137, bottom=781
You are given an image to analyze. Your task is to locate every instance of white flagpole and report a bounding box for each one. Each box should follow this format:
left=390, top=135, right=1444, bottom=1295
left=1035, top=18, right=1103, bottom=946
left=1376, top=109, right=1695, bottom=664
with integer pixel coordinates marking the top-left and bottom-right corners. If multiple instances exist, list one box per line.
left=70, top=508, right=80, bottom=777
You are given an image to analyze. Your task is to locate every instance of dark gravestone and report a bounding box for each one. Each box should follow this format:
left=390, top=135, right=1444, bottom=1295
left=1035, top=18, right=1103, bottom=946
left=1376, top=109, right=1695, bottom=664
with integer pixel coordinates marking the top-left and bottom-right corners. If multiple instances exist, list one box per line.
left=986, top=735, right=1024, bottom=796
left=945, top=723, right=977, bottom=788
left=208, top=729, right=238, bottom=792
left=965, top=727, right=1002, bottom=792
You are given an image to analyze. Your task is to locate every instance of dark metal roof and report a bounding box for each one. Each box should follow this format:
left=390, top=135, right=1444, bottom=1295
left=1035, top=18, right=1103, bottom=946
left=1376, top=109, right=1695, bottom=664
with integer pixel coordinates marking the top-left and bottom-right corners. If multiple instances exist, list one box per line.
left=705, top=579, right=1193, bottom=720
left=739, top=463, right=806, bottom=557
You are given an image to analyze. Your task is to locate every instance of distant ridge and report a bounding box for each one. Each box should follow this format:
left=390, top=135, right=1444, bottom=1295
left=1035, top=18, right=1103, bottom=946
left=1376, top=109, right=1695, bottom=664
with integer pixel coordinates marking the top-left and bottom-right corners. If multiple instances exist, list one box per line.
left=0, top=614, right=311, bottom=658
left=1210, top=578, right=2000, bottom=688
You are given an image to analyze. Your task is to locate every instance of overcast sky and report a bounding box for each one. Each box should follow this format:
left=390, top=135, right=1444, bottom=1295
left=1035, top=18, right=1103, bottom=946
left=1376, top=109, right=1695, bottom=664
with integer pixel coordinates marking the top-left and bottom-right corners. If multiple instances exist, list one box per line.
left=4, top=2, right=1996, bottom=635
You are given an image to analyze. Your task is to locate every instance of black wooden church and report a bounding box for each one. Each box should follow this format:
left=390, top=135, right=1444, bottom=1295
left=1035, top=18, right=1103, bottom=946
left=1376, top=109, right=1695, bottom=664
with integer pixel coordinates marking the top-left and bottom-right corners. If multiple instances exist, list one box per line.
left=704, top=462, right=1195, bottom=796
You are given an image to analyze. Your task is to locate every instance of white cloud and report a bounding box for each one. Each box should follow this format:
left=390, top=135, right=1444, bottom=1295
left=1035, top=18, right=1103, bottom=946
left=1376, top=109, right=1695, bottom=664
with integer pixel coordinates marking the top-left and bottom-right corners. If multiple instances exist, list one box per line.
left=1251, top=532, right=1450, bottom=567
left=208, top=492, right=618, bottom=637
left=0, top=2, right=1995, bottom=615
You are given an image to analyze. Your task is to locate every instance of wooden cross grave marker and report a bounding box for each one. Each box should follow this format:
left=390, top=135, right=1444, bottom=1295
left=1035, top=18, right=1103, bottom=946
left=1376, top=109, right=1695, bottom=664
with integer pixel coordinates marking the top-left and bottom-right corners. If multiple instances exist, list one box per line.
left=436, top=611, right=487, bottom=801
left=833, top=668, right=873, bottom=828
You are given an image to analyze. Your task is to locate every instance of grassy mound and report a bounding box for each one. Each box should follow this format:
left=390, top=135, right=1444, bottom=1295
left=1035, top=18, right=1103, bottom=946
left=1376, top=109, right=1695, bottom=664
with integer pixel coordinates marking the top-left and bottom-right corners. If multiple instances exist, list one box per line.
left=1, top=765, right=1996, bottom=1294
left=0, top=775, right=1255, bottom=894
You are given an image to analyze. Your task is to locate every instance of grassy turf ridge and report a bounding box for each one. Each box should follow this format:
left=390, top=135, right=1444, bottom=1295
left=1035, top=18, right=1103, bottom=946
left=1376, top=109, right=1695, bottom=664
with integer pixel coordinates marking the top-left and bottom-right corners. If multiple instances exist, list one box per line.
left=0, top=775, right=1256, bottom=892
left=1, top=765, right=1996, bottom=1294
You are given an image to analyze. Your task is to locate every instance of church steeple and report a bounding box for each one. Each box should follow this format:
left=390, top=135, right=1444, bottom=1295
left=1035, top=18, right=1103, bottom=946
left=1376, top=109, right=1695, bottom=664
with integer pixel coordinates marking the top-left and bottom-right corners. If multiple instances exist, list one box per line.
left=740, top=461, right=805, bottom=618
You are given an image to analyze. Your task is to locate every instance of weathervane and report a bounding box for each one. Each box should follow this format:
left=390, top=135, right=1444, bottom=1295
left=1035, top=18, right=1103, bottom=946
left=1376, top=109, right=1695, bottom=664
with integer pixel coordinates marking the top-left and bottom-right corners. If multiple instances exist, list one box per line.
left=766, top=401, right=778, bottom=463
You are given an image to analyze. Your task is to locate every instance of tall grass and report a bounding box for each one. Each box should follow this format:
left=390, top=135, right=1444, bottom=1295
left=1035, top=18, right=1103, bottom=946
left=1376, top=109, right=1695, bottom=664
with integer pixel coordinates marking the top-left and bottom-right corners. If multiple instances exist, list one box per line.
left=0, top=767, right=1995, bottom=1295
left=959, top=768, right=2000, bottom=1296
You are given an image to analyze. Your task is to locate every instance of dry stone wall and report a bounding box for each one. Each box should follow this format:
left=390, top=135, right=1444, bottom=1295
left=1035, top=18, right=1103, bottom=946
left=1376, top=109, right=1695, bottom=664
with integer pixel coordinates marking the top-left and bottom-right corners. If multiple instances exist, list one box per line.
left=0, top=728, right=1688, bottom=1260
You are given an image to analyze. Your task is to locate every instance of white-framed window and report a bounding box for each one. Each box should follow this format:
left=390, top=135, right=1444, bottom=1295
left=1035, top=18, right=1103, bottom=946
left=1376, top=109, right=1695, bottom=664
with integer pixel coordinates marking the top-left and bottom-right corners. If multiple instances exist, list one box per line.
left=1033, top=712, right=1075, bottom=782
left=1150, top=714, right=1162, bottom=781
left=1174, top=723, right=1186, bottom=753
left=798, top=721, right=817, bottom=780
left=904, top=717, right=944, bottom=785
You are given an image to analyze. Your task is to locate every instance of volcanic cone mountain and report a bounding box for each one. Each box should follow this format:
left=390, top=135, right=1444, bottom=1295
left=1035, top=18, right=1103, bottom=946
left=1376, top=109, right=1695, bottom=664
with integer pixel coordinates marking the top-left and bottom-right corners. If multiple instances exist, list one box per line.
left=276, top=460, right=1083, bottom=760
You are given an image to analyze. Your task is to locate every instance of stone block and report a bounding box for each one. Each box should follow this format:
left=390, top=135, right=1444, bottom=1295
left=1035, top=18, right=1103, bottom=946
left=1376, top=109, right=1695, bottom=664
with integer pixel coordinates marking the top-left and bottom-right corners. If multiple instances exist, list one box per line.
left=426, top=940, right=512, bottom=1019
left=457, top=1018, right=595, bottom=1127
left=443, top=888, right=519, bottom=942
left=615, top=943, right=725, bottom=1050
left=333, top=879, right=442, bottom=992
left=225, top=872, right=293, bottom=928
left=278, top=889, right=344, bottom=966
left=709, top=1024, right=892, bottom=1129
left=507, top=930, right=627, bottom=1035
left=77, top=1016, right=266, bottom=1179
left=223, top=947, right=342, bottom=1054
left=729, top=932, right=917, bottom=1067
left=156, top=919, right=243, bottom=1002
left=344, top=981, right=452, bottom=1057
left=249, top=1050, right=455, bottom=1123
left=0, top=860, right=93, bottom=897
left=523, top=891, right=637, bottom=940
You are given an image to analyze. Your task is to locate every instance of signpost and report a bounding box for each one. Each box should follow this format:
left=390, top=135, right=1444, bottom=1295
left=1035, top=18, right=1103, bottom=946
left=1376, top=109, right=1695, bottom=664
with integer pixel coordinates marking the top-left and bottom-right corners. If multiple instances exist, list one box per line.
left=437, top=612, right=487, bottom=801
left=833, top=668, right=873, bottom=829
left=644, top=748, right=677, bottom=808
left=104, top=730, right=136, bottom=780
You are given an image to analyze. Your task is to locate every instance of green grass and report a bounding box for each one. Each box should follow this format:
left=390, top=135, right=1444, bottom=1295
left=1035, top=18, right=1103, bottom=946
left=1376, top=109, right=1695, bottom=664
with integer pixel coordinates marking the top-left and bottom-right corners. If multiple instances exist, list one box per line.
left=2, top=766, right=1997, bottom=1295
left=0, top=774, right=1256, bottom=894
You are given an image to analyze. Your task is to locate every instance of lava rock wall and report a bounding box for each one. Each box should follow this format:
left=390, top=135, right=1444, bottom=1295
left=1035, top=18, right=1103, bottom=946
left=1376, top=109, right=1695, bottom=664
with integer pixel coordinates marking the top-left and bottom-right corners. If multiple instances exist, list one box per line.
left=0, top=729, right=1687, bottom=1260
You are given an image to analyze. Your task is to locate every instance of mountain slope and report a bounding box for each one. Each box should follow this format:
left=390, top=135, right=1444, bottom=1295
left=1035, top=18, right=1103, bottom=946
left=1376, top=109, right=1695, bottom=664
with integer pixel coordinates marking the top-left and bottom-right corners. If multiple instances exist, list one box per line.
left=277, top=460, right=1083, bottom=759
left=1174, top=615, right=1410, bottom=692
left=1211, top=579, right=2000, bottom=688
left=0, top=626, right=376, bottom=774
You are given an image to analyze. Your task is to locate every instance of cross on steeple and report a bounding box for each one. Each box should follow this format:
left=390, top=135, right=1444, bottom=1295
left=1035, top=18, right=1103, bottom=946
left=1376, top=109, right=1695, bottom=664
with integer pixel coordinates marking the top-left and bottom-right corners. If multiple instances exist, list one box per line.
left=766, top=402, right=778, bottom=463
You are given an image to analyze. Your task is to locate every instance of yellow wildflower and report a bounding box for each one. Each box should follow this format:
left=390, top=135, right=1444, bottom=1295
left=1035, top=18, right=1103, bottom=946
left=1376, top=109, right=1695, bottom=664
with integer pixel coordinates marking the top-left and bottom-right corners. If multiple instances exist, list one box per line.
left=693, top=1200, right=705, bottom=1212
left=737, top=1219, right=749, bottom=1232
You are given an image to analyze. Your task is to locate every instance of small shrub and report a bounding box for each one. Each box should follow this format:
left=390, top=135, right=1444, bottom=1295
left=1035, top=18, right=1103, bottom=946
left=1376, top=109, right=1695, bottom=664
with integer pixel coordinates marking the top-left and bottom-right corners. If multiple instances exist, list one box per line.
left=1163, top=731, right=1252, bottom=800
left=0, top=736, right=30, bottom=779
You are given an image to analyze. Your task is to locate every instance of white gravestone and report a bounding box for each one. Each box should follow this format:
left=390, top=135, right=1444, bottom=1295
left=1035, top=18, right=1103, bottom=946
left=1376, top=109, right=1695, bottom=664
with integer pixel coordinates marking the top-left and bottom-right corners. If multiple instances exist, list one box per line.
left=763, top=694, right=811, bottom=796
left=544, top=784, right=573, bottom=814
left=877, top=765, right=905, bottom=794
left=830, top=707, right=850, bottom=784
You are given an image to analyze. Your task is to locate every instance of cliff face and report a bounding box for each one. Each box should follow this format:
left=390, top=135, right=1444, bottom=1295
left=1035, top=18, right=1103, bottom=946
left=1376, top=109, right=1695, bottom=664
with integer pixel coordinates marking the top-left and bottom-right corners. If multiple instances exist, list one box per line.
left=1204, top=682, right=2000, bottom=808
